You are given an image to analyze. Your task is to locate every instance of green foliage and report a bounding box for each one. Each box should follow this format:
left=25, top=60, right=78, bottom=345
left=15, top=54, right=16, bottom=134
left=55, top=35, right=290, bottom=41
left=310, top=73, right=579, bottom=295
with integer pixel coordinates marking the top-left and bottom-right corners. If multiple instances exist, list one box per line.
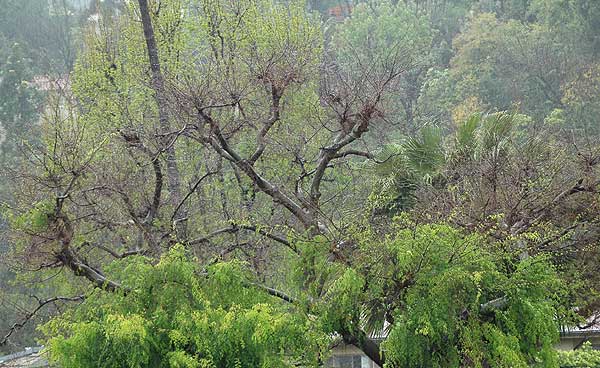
left=332, top=0, right=435, bottom=129
left=558, top=342, right=600, bottom=368
left=333, top=1, right=433, bottom=58
left=4, top=200, right=54, bottom=234
left=531, top=0, right=600, bottom=57
left=42, top=245, right=325, bottom=368
left=369, top=125, right=446, bottom=212
left=2, top=0, right=598, bottom=365
left=447, top=3, right=600, bottom=131
left=560, top=63, right=600, bottom=134
left=0, top=0, right=78, bottom=73
left=450, top=12, right=565, bottom=120
left=0, top=42, right=42, bottom=159
left=292, top=236, right=336, bottom=298
left=378, top=224, right=562, bottom=368
left=453, top=112, right=482, bottom=158
left=317, top=267, right=365, bottom=334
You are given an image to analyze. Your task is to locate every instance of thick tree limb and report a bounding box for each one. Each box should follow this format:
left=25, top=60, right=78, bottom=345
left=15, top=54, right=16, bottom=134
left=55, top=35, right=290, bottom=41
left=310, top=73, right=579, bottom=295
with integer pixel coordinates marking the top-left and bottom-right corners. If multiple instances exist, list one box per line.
left=146, top=154, right=163, bottom=225
left=57, top=247, right=124, bottom=293
left=53, top=215, right=124, bottom=293
left=310, top=129, right=368, bottom=206
left=235, top=159, right=315, bottom=229
left=200, top=111, right=314, bottom=228
left=251, top=283, right=297, bottom=304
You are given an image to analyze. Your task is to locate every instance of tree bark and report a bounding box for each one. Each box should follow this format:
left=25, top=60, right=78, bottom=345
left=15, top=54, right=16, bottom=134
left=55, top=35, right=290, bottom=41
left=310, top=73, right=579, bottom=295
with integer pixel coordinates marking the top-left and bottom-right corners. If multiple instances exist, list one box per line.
left=137, top=0, right=186, bottom=237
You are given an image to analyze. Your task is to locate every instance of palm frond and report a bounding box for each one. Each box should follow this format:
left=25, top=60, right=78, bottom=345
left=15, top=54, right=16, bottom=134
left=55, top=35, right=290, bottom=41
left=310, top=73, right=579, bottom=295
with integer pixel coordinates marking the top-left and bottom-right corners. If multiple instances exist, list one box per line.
left=403, top=125, right=445, bottom=175
left=453, top=112, right=482, bottom=160
left=475, top=112, right=515, bottom=160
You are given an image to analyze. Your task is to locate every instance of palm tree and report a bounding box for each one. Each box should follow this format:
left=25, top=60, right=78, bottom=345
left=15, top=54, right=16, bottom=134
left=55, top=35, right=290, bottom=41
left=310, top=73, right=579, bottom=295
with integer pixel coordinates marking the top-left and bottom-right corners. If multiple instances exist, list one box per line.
left=370, top=112, right=517, bottom=214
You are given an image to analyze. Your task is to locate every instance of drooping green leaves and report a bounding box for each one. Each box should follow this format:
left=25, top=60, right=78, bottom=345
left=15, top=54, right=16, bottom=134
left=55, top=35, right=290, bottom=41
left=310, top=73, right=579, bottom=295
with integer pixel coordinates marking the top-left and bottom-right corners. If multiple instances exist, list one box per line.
left=43, top=246, right=325, bottom=368
left=380, top=224, right=563, bottom=368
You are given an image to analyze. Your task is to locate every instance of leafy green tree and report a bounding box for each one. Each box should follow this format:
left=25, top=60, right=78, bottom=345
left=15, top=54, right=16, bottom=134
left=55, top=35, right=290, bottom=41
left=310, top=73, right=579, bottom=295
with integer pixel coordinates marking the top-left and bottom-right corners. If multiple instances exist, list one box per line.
left=0, top=42, right=41, bottom=159
left=450, top=13, right=569, bottom=121
left=43, top=246, right=325, bottom=368
left=332, top=0, right=435, bottom=131
left=0, top=0, right=78, bottom=73
left=560, top=63, right=600, bottom=135
left=531, top=0, right=600, bottom=58
left=378, top=224, right=562, bottom=368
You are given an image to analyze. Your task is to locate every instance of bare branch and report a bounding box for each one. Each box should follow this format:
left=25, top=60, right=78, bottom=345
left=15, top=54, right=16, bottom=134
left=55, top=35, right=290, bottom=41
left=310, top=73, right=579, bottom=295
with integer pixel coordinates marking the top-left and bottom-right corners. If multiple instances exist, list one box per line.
left=119, top=130, right=164, bottom=226
left=249, top=87, right=282, bottom=164
left=171, top=170, right=218, bottom=223
left=92, top=242, right=146, bottom=259
left=332, top=149, right=375, bottom=160
left=1, top=295, right=84, bottom=346
left=189, top=224, right=296, bottom=253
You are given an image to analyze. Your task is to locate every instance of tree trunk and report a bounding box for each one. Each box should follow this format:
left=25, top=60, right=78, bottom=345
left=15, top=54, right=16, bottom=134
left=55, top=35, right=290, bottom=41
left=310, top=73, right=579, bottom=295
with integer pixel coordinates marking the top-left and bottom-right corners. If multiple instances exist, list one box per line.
left=137, top=0, right=186, bottom=238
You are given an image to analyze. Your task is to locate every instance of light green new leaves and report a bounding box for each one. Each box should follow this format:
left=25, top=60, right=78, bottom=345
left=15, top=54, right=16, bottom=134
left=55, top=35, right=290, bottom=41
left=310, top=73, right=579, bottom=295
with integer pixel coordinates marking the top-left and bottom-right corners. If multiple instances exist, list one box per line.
left=43, top=245, right=325, bottom=368
left=379, top=224, right=562, bottom=368
left=558, top=341, right=600, bottom=368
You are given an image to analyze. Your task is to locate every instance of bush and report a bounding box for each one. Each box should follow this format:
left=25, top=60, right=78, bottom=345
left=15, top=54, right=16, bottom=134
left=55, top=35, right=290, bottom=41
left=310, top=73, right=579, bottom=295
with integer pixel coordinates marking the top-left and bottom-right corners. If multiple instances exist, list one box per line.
left=558, top=342, right=600, bottom=368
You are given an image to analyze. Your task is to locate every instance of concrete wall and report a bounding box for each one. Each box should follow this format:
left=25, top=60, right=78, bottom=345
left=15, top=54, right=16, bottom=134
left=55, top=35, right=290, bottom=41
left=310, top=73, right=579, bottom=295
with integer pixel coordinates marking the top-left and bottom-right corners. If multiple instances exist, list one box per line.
left=556, top=335, right=600, bottom=351
left=328, top=344, right=380, bottom=368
